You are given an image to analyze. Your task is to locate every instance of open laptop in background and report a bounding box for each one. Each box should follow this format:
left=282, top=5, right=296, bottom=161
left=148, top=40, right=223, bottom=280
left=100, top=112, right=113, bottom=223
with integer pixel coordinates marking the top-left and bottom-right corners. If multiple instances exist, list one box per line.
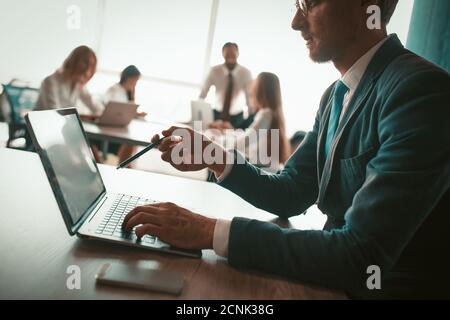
left=24, top=108, right=201, bottom=258
left=96, top=101, right=138, bottom=127
left=190, top=100, right=214, bottom=130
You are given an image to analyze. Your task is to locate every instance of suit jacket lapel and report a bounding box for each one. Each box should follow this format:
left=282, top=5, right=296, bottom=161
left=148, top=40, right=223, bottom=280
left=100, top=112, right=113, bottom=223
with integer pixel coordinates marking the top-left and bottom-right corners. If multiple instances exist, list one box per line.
left=317, top=34, right=407, bottom=205
left=317, top=86, right=335, bottom=180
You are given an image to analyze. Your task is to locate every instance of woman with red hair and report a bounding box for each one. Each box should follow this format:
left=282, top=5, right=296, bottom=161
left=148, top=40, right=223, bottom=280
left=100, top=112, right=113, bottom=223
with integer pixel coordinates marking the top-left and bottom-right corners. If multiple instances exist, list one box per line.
left=36, top=45, right=102, bottom=114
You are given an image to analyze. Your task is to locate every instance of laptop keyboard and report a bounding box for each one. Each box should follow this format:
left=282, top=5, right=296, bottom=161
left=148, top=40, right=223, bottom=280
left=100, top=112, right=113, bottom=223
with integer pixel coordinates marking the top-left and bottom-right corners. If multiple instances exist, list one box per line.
left=95, top=194, right=159, bottom=244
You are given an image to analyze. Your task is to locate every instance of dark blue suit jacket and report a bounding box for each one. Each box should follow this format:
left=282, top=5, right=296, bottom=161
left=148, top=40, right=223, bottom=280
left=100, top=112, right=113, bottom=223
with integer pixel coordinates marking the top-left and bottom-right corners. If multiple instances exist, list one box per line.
left=218, top=35, right=450, bottom=298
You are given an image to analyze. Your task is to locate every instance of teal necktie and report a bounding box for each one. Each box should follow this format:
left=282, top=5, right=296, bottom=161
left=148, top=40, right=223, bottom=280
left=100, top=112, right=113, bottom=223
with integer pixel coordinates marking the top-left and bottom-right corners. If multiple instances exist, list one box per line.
left=325, top=80, right=349, bottom=158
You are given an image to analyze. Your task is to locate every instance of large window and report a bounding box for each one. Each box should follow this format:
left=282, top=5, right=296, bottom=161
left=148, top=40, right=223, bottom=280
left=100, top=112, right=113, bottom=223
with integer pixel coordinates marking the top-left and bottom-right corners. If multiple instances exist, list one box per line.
left=0, top=0, right=99, bottom=84
left=99, top=0, right=212, bottom=84
left=1, top=0, right=415, bottom=132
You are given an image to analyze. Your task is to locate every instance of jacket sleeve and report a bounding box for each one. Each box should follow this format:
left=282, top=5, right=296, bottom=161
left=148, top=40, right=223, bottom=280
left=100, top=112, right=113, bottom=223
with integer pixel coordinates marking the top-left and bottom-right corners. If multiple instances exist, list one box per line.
left=227, top=69, right=450, bottom=293
left=217, top=86, right=334, bottom=219
left=218, top=115, right=321, bottom=219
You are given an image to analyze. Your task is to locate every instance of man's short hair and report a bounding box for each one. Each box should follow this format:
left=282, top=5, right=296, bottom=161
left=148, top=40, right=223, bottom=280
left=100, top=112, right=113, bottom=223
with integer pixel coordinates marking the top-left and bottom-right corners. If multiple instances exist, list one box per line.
left=222, top=42, right=239, bottom=51
left=379, top=0, right=399, bottom=24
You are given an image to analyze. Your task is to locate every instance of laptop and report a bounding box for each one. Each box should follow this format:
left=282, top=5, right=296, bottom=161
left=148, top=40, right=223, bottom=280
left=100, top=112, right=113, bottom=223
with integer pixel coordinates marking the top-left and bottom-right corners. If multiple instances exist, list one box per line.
left=191, top=100, right=214, bottom=130
left=25, top=108, right=201, bottom=258
left=97, top=101, right=138, bottom=127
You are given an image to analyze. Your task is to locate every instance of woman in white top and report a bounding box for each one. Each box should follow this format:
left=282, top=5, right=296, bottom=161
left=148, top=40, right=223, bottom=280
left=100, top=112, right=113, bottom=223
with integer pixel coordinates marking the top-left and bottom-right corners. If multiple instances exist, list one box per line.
left=36, top=46, right=103, bottom=162
left=208, top=72, right=290, bottom=171
left=104, top=65, right=145, bottom=166
left=36, top=46, right=102, bottom=114
left=104, top=65, right=141, bottom=104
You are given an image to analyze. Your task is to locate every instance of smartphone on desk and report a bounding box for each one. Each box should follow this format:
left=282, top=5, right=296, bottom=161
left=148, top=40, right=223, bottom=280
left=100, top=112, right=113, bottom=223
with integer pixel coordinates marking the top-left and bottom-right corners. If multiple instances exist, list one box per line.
left=95, top=262, right=184, bottom=295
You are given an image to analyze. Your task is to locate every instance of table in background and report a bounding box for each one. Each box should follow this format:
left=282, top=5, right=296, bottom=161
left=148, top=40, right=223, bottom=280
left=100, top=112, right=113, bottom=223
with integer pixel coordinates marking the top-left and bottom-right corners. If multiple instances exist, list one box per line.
left=82, top=118, right=176, bottom=147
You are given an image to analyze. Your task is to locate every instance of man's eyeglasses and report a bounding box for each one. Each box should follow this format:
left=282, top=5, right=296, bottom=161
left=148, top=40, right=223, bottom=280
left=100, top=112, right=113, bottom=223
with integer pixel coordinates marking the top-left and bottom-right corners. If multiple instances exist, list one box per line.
left=295, top=0, right=319, bottom=16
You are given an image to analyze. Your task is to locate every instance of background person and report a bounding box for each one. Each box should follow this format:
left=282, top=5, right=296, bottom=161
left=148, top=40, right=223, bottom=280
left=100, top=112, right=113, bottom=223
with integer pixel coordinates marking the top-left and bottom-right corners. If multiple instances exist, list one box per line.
left=36, top=45, right=102, bottom=115
left=199, top=42, right=253, bottom=128
left=104, top=65, right=146, bottom=166
left=36, top=45, right=103, bottom=162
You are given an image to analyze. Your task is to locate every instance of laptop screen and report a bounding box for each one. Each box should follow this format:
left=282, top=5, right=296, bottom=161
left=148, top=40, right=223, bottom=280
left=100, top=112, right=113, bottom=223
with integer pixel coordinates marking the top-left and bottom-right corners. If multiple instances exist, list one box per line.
left=26, top=109, right=105, bottom=229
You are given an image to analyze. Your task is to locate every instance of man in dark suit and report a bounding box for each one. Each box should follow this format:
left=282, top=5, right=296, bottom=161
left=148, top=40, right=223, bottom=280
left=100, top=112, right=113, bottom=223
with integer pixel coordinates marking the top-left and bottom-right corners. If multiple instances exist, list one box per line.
left=123, top=0, right=450, bottom=298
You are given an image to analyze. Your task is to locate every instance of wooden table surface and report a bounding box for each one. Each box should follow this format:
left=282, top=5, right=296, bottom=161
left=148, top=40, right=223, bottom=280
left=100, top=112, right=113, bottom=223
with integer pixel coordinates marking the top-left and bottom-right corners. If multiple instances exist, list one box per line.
left=0, top=147, right=346, bottom=300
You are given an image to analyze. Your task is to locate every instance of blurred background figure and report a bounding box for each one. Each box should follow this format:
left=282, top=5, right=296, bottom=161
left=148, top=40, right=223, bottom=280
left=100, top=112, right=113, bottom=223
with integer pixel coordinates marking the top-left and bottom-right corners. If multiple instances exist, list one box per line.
left=104, top=65, right=146, bottom=166
left=35, top=45, right=103, bottom=162
left=199, top=42, right=253, bottom=128
left=208, top=72, right=290, bottom=173
left=36, top=45, right=102, bottom=115
left=105, top=65, right=140, bottom=104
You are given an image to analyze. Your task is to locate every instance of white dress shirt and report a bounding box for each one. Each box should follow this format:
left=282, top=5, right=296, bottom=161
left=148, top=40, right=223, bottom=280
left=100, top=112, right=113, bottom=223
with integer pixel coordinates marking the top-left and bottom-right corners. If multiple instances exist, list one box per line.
left=212, top=36, right=390, bottom=258
left=104, top=83, right=129, bottom=104
left=208, top=109, right=278, bottom=170
left=36, top=70, right=103, bottom=114
left=199, top=64, right=253, bottom=115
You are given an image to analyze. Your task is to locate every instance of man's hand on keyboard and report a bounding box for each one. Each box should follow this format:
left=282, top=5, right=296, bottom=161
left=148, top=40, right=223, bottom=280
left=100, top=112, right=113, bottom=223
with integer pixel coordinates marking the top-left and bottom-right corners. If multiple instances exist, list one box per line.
left=121, top=202, right=216, bottom=250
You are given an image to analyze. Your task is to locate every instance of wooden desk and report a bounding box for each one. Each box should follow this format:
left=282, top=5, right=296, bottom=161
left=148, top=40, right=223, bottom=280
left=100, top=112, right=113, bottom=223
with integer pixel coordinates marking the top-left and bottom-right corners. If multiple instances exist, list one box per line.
left=0, top=147, right=346, bottom=299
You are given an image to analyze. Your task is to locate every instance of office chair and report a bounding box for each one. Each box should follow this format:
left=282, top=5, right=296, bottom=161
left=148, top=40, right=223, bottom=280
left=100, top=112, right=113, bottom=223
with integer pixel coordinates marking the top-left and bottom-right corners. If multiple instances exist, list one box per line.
left=2, top=84, right=39, bottom=151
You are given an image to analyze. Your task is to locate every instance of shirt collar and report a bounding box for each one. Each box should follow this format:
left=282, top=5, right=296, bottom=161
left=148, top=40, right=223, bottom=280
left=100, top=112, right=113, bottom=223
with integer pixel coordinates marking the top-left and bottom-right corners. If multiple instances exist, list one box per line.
left=222, top=64, right=240, bottom=75
left=341, top=35, right=391, bottom=92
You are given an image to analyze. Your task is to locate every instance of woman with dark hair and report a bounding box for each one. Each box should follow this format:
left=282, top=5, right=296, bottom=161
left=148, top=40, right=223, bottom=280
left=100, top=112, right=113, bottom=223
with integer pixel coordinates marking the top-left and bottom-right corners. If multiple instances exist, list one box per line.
left=104, top=65, right=146, bottom=166
left=104, top=65, right=141, bottom=103
left=251, top=72, right=290, bottom=165
left=209, top=72, right=290, bottom=171
left=36, top=45, right=102, bottom=114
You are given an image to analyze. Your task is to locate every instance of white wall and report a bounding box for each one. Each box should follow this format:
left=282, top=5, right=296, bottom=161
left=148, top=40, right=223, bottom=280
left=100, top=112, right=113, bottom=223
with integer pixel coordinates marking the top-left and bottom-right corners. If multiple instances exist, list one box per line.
left=0, top=0, right=100, bottom=86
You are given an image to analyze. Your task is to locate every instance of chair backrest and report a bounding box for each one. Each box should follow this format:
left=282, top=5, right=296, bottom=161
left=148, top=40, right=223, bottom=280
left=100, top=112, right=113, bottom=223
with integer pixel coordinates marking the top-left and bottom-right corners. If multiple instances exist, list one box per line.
left=2, top=84, right=39, bottom=124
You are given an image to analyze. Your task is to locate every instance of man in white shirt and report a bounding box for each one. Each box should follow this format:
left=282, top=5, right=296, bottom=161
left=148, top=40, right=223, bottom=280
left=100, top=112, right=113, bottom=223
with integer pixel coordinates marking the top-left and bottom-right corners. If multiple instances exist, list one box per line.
left=199, top=42, right=253, bottom=128
left=123, top=0, right=450, bottom=299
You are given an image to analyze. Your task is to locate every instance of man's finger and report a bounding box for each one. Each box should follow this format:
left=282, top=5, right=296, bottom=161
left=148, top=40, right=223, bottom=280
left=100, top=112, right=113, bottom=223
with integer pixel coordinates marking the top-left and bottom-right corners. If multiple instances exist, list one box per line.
left=162, top=126, right=181, bottom=137
left=168, top=159, right=195, bottom=172
left=135, top=224, right=164, bottom=239
left=151, top=134, right=160, bottom=143
left=122, top=207, right=140, bottom=229
left=161, top=150, right=172, bottom=163
left=122, top=205, right=162, bottom=229
left=158, top=137, right=177, bottom=152
left=124, top=211, right=163, bottom=232
left=146, top=202, right=175, bottom=209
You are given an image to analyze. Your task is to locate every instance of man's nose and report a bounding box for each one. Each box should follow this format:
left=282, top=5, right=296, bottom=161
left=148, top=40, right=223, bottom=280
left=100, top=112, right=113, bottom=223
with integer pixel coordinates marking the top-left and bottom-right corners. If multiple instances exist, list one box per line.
left=291, top=9, right=306, bottom=31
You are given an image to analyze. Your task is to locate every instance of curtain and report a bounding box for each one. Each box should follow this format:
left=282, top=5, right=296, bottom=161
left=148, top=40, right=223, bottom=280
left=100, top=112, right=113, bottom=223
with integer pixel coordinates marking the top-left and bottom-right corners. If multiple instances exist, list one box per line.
left=406, top=0, right=450, bottom=72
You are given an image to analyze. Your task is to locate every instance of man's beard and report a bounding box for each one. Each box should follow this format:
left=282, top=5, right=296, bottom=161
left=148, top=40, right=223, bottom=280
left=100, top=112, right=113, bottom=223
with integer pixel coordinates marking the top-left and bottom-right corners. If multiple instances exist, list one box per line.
left=225, top=63, right=237, bottom=70
left=309, top=43, right=334, bottom=63
left=306, top=35, right=347, bottom=64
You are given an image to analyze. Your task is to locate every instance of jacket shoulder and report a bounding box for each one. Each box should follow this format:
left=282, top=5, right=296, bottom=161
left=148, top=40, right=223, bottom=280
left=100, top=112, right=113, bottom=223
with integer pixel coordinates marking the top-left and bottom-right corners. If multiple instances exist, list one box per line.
left=380, top=50, right=450, bottom=90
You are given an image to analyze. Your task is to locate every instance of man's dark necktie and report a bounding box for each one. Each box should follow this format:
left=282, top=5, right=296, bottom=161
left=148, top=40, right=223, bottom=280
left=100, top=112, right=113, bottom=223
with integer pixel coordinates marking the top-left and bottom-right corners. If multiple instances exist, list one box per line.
left=325, top=80, right=349, bottom=158
left=221, top=72, right=234, bottom=121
